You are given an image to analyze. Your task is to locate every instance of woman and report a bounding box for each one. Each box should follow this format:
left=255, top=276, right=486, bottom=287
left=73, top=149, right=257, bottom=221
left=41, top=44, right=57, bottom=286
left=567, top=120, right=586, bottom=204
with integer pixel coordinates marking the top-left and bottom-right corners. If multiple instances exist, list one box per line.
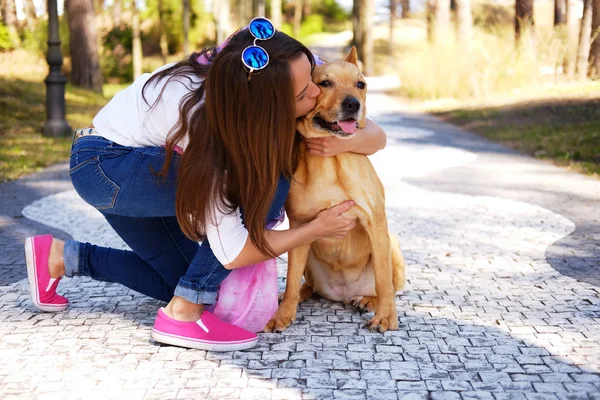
left=24, top=19, right=387, bottom=351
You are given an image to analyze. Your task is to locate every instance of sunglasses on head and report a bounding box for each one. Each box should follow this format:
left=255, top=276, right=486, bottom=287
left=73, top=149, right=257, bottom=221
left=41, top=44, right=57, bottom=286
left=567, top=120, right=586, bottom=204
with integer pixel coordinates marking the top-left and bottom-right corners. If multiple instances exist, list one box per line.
left=241, top=17, right=276, bottom=80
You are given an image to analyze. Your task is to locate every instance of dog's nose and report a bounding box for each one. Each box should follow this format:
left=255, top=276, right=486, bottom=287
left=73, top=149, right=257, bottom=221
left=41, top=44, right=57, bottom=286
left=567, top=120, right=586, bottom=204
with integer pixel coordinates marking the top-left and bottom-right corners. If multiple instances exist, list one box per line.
left=342, top=97, right=361, bottom=113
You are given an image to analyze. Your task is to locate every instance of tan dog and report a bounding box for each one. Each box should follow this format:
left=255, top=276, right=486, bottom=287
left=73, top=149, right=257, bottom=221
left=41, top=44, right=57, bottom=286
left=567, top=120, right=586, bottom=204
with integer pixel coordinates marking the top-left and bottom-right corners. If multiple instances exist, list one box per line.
left=264, top=47, right=406, bottom=333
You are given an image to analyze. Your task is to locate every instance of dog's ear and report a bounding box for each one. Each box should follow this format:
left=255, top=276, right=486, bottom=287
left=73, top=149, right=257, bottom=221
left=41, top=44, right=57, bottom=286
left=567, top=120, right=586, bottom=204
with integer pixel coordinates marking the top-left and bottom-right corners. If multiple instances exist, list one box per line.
left=344, top=46, right=359, bottom=66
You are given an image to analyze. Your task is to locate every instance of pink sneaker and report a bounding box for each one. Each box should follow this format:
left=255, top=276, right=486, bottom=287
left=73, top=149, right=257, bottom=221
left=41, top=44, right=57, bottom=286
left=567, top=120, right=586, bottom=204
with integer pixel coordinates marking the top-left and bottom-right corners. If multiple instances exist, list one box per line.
left=24, top=235, right=68, bottom=312
left=151, top=308, right=259, bottom=351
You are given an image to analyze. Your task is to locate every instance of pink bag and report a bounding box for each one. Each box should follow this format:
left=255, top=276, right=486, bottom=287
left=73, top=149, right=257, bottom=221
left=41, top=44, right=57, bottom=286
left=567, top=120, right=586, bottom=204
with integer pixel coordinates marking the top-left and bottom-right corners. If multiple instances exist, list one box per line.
left=208, top=258, right=279, bottom=333
left=207, top=209, right=285, bottom=333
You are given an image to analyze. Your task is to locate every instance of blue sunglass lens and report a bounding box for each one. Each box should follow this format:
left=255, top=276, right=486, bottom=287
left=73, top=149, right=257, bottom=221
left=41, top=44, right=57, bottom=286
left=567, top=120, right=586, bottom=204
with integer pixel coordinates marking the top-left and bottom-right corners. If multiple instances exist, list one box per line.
left=242, top=46, right=269, bottom=70
left=249, top=18, right=275, bottom=40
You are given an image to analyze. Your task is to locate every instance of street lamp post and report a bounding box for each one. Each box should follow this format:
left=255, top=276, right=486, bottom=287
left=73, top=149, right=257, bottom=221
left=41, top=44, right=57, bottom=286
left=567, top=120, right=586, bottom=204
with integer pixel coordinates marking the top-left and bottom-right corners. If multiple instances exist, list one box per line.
left=42, top=0, right=71, bottom=137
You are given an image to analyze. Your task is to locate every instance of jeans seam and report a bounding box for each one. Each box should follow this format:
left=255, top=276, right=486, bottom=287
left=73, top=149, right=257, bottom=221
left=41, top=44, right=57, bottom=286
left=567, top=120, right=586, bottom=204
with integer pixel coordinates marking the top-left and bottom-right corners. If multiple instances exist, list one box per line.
left=198, top=259, right=223, bottom=287
left=93, top=158, right=121, bottom=210
left=160, top=217, right=192, bottom=265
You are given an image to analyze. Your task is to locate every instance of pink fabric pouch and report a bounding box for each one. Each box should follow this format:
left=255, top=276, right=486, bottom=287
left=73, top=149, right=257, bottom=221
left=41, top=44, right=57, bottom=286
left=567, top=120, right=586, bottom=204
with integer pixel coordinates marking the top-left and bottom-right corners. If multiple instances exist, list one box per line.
left=206, top=209, right=285, bottom=333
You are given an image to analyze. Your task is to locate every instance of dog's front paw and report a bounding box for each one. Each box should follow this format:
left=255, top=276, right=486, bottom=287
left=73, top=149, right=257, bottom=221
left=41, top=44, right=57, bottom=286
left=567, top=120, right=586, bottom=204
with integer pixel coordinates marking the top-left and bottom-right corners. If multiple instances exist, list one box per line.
left=364, top=304, right=399, bottom=332
left=351, top=296, right=378, bottom=314
left=263, top=303, right=297, bottom=333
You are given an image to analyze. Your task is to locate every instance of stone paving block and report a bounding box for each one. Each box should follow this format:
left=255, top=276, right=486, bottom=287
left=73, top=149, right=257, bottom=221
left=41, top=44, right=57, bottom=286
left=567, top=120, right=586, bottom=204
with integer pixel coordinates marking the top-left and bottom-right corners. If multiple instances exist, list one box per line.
left=3, top=100, right=600, bottom=400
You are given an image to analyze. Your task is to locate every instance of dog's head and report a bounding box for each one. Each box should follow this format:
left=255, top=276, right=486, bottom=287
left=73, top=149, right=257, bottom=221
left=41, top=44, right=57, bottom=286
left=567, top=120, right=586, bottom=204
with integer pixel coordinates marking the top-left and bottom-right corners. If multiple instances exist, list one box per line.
left=298, top=47, right=367, bottom=139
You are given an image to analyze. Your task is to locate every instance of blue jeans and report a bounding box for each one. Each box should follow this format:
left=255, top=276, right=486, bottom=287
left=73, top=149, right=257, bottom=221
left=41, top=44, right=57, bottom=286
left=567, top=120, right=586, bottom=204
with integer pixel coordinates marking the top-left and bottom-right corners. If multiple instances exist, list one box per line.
left=65, top=135, right=289, bottom=304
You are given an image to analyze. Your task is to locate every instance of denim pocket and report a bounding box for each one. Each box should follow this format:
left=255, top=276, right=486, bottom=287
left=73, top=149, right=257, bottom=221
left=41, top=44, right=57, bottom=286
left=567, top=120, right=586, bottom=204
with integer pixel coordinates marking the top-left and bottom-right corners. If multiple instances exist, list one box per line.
left=69, top=156, right=120, bottom=210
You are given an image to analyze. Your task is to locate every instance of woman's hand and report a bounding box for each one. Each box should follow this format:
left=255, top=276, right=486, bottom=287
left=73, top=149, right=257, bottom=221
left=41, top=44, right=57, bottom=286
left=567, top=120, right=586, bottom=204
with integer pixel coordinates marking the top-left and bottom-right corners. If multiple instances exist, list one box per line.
left=308, top=200, right=357, bottom=239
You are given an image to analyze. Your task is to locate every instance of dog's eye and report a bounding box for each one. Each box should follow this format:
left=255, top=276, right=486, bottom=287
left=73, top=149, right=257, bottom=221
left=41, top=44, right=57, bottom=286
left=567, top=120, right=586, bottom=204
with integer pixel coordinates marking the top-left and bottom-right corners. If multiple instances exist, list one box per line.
left=357, top=82, right=366, bottom=89
left=319, top=80, right=332, bottom=87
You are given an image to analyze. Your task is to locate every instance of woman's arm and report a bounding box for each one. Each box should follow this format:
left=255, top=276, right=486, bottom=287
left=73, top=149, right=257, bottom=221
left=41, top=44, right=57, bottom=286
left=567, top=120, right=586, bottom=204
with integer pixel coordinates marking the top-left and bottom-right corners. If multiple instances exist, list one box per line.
left=304, top=118, right=387, bottom=157
left=224, top=200, right=356, bottom=269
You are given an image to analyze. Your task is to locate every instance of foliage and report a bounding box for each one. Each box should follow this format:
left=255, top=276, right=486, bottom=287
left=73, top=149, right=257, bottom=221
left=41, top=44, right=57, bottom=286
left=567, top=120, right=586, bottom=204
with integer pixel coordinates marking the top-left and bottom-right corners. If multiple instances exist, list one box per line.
left=472, top=3, right=514, bottom=32
left=20, top=17, right=71, bottom=57
left=0, top=23, right=15, bottom=51
left=393, top=23, right=567, bottom=100
left=281, top=14, right=326, bottom=40
left=315, top=0, right=349, bottom=23
left=0, top=71, right=126, bottom=181
left=101, top=26, right=135, bottom=82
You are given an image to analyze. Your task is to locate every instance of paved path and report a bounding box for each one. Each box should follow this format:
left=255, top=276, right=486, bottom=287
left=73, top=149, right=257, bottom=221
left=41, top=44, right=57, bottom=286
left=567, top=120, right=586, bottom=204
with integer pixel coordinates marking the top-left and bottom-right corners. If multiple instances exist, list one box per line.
left=1, top=89, right=600, bottom=400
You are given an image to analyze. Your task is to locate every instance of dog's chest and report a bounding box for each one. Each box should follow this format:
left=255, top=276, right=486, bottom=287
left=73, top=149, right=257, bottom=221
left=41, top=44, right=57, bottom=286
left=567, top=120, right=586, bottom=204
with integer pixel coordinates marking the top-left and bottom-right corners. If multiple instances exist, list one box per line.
left=286, top=158, right=352, bottom=223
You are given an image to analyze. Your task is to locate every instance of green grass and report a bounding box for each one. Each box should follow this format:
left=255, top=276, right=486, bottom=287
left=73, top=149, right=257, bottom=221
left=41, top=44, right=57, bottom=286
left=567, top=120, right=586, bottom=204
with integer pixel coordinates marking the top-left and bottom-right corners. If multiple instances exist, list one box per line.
left=0, top=75, right=127, bottom=181
left=432, top=89, right=600, bottom=177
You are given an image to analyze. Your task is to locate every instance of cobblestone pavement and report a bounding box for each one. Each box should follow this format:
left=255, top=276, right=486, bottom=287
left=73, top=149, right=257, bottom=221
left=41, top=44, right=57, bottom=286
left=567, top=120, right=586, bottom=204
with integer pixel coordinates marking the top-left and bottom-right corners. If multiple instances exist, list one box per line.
left=1, top=91, right=600, bottom=400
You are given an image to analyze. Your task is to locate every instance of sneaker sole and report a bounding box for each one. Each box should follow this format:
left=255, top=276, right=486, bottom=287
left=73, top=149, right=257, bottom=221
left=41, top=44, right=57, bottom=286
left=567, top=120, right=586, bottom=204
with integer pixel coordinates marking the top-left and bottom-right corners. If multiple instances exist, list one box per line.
left=150, top=329, right=259, bottom=352
left=24, top=237, right=67, bottom=313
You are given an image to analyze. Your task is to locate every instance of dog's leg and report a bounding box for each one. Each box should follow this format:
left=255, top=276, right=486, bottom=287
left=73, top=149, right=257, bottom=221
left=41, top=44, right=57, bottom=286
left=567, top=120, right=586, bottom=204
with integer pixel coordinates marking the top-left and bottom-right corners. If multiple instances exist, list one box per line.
left=263, top=241, right=311, bottom=332
left=389, top=232, right=406, bottom=292
left=353, top=233, right=404, bottom=315
left=360, top=213, right=398, bottom=332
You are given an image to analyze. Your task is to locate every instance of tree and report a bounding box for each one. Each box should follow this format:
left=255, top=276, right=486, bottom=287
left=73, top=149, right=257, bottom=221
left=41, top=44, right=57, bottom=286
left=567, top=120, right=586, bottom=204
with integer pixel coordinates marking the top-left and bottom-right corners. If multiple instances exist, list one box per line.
left=455, top=0, right=472, bottom=51
left=182, top=0, right=190, bottom=54
left=2, top=0, right=19, bottom=46
left=590, top=0, right=600, bottom=78
left=353, top=0, right=374, bottom=75
left=428, top=0, right=451, bottom=45
left=158, top=0, right=168, bottom=63
left=389, top=0, right=396, bottom=56
left=132, top=0, right=142, bottom=79
left=271, top=0, right=282, bottom=29
left=565, top=0, right=578, bottom=77
left=214, top=0, right=231, bottom=43
left=576, top=0, right=593, bottom=80
left=401, top=0, right=409, bottom=18
left=253, top=0, right=265, bottom=17
left=515, top=0, right=534, bottom=45
left=23, top=0, right=37, bottom=31
left=65, top=0, right=103, bottom=92
left=112, top=0, right=122, bottom=26
left=294, top=0, right=302, bottom=38
left=303, top=0, right=311, bottom=16
left=554, top=0, right=566, bottom=26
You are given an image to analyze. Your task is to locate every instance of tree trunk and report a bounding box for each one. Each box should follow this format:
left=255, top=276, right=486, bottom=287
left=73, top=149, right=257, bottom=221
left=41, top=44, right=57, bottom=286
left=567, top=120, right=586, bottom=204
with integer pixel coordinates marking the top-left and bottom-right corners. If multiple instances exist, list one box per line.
left=455, top=0, right=472, bottom=50
left=554, top=0, right=566, bottom=26
left=294, top=0, right=302, bottom=38
left=515, top=0, right=534, bottom=44
left=23, top=0, right=37, bottom=30
left=303, top=0, right=311, bottom=16
left=65, top=0, right=103, bottom=92
left=576, top=0, right=593, bottom=80
left=270, top=0, right=281, bottom=29
left=429, top=0, right=451, bottom=45
left=158, top=0, right=168, bottom=63
left=354, top=0, right=373, bottom=75
left=589, top=0, right=600, bottom=78
left=216, top=0, right=231, bottom=43
left=389, top=0, right=396, bottom=56
left=131, top=0, right=142, bottom=79
left=253, top=0, right=265, bottom=17
left=182, top=0, right=190, bottom=55
left=112, top=0, right=122, bottom=27
left=565, top=0, right=577, bottom=77
left=352, top=0, right=361, bottom=48
left=401, top=0, right=409, bottom=18
left=2, top=0, right=19, bottom=45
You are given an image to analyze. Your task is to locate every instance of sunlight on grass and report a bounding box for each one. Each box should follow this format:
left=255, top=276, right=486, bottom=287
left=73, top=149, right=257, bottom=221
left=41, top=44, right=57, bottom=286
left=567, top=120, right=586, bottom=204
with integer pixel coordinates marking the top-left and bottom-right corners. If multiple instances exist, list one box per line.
left=0, top=53, right=128, bottom=181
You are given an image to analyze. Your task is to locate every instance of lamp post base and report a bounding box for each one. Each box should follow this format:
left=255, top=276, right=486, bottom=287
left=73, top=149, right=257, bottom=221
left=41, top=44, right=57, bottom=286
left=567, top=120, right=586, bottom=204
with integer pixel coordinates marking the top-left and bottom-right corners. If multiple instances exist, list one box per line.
left=42, top=119, right=72, bottom=138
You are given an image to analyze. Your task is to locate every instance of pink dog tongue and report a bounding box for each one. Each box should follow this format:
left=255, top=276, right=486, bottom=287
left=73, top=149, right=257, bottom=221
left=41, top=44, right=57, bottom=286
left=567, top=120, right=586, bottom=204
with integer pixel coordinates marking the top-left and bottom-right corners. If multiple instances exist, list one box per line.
left=338, top=120, right=358, bottom=134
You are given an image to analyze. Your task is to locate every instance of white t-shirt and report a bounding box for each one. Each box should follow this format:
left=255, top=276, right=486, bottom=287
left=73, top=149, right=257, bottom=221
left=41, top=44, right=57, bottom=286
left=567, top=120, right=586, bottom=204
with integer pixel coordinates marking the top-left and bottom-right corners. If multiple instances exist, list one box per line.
left=92, top=64, right=248, bottom=265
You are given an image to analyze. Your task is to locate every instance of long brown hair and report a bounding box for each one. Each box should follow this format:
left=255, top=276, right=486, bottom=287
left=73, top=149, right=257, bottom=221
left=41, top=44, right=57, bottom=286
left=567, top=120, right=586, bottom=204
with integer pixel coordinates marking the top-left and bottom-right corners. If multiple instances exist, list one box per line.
left=143, top=29, right=314, bottom=259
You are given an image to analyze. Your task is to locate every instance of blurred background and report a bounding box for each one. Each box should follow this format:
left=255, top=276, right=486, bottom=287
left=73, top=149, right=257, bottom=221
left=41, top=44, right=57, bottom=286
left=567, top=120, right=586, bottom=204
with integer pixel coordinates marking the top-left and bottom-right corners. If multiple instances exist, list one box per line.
left=0, top=0, right=599, bottom=181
